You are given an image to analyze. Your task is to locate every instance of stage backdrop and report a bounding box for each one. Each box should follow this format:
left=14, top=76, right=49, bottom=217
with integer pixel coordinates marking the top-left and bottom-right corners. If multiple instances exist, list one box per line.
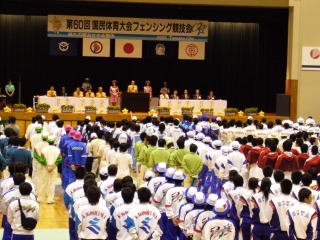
left=0, top=2, right=288, bottom=112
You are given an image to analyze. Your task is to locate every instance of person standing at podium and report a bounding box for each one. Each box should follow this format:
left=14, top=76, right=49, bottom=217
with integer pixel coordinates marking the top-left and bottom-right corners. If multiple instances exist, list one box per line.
left=81, top=77, right=92, bottom=92
left=5, top=80, right=15, bottom=106
left=160, top=81, right=170, bottom=95
left=143, top=80, right=152, bottom=99
left=109, top=80, right=120, bottom=105
left=127, top=80, right=138, bottom=93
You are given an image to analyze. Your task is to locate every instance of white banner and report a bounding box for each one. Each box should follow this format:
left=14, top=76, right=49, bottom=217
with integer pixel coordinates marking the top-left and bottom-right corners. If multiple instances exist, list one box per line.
left=82, top=38, right=110, bottom=57
left=302, top=46, right=320, bottom=70
left=178, top=41, right=205, bottom=60
left=115, top=39, right=142, bottom=58
left=48, top=15, right=208, bottom=42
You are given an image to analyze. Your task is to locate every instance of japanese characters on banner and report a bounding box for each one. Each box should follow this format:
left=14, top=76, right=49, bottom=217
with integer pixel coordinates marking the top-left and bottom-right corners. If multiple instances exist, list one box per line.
left=82, top=38, right=110, bottom=57
left=302, top=46, right=320, bottom=70
left=178, top=41, right=205, bottom=60
left=48, top=15, right=208, bottom=42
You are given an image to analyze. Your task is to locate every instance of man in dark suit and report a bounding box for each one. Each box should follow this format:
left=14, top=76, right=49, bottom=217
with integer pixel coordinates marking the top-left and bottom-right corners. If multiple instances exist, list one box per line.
left=193, top=89, right=202, bottom=100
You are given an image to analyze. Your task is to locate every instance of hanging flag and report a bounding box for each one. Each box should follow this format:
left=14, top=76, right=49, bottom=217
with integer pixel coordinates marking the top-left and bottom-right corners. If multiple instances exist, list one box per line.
left=49, top=38, right=79, bottom=56
left=82, top=38, right=110, bottom=57
left=143, top=41, right=178, bottom=59
left=178, top=41, right=205, bottom=60
left=115, top=39, right=142, bottom=58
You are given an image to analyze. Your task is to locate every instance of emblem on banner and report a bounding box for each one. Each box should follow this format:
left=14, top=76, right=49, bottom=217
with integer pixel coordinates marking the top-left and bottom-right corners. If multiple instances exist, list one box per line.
left=90, top=41, right=103, bottom=54
left=49, top=16, right=62, bottom=32
left=58, top=41, right=70, bottom=52
left=155, top=44, right=165, bottom=56
left=310, top=48, right=320, bottom=59
left=185, top=44, right=198, bottom=57
left=123, top=43, right=134, bottom=54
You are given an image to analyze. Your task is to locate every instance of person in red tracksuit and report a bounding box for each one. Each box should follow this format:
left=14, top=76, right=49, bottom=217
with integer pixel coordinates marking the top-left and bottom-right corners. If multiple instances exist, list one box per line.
left=303, top=145, right=320, bottom=172
left=259, top=140, right=278, bottom=169
left=274, top=139, right=299, bottom=179
left=240, top=135, right=254, bottom=158
left=247, top=138, right=264, bottom=180
left=296, top=144, right=309, bottom=170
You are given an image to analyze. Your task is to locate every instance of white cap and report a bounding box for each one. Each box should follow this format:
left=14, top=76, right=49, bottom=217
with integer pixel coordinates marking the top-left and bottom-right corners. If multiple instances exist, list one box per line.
left=247, top=116, right=253, bottom=120
left=165, top=167, right=176, bottom=179
left=132, top=116, right=137, bottom=121
left=213, top=199, right=231, bottom=215
left=196, top=125, right=203, bottom=133
left=297, top=117, right=304, bottom=124
left=185, top=187, right=198, bottom=200
left=145, top=127, right=156, bottom=136
left=86, top=116, right=91, bottom=120
left=206, top=193, right=219, bottom=206
left=42, top=131, right=49, bottom=139
left=213, top=140, right=222, bottom=147
left=216, top=117, right=222, bottom=121
left=193, top=192, right=206, bottom=206
left=99, top=167, right=108, bottom=176
left=118, top=133, right=128, bottom=144
left=155, top=162, right=167, bottom=173
left=35, top=123, right=43, bottom=130
left=196, top=133, right=205, bottom=141
left=187, top=131, right=196, bottom=138
left=203, top=137, right=212, bottom=143
left=144, top=170, right=155, bottom=180
left=173, top=170, right=186, bottom=180
left=293, top=123, right=299, bottom=130
left=193, top=114, right=198, bottom=119
left=90, top=132, right=98, bottom=139
left=152, top=113, right=158, bottom=118
left=306, top=118, right=315, bottom=126
left=231, top=141, right=240, bottom=150
left=41, top=115, right=46, bottom=120
left=48, top=135, right=56, bottom=142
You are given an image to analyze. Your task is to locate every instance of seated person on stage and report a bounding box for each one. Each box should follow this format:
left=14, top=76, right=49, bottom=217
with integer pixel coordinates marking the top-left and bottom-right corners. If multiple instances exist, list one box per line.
left=207, top=90, right=215, bottom=100
left=47, top=86, right=57, bottom=97
left=96, top=87, right=107, bottom=98
left=170, top=90, right=179, bottom=99
left=73, top=87, right=84, bottom=97
left=61, top=86, right=67, bottom=96
left=193, top=89, right=202, bottom=100
left=160, top=88, right=169, bottom=99
left=127, top=80, right=138, bottom=93
left=181, top=89, right=190, bottom=99
left=85, top=89, right=95, bottom=98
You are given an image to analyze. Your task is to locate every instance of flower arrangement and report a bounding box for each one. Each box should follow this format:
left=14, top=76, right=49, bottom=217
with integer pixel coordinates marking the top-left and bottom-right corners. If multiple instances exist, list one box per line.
left=3, top=106, right=11, bottom=112
left=245, top=107, right=259, bottom=116
left=225, top=108, right=238, bottom=116
left=13, top=104, right=26, bottom=112
left=107, top=105, right=120, bottom=114
left=181, top=106, right=194, bottom=115
left=157, top=106, right=171, bottom=110
left=52, top=108, right=59, bottom=113
left=122, top=108, right=129, bottom=114
left=158, top=106, right=170, bottom=115
left=84, top=105, right=97, bottom=113
left=238, top=110, right=244, bottom=116
left=200, top=108, right=213, bottom=115
left=36, top=103, right=50, bottom=113
left=181, top=106, right=194, bottom=111
left=259, top=111, right=265, bottom=116
left=61, top=105, right=74, bottom=113
left=26, top=107, right=33, bottom=113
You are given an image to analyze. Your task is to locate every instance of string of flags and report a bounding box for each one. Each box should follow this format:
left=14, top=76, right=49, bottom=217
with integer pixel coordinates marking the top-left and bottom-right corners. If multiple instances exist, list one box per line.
left=49, top=37, right=206, bottom=60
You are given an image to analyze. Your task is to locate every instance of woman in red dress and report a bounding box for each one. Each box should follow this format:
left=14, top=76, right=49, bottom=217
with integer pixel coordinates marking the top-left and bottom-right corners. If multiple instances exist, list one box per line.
left=109, top=80, right=120, bottom=105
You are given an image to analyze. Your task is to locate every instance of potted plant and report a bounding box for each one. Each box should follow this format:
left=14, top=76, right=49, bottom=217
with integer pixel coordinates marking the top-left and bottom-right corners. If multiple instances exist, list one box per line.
left=107, top=105, right=120, bottom=114
left=61, top=105, right=74, bottom=113
left=200, top=108, right=213, bottom=115
left=245, top=107, right=258, bottom=116
left=158, top=106, right=171, bottom=115
left=181, top=106, right=194, bottom=115
left=225, top=108, right=238, bottom=116
left=84, top=105, right=97, bottom=114
left=13, top=104, right=26, bottom=112
left=36, top=103, right=50, bottom=113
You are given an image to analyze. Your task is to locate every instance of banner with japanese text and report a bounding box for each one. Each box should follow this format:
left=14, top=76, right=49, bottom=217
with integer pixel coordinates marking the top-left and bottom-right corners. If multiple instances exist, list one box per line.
left=48, top=15, right=208, bottom=42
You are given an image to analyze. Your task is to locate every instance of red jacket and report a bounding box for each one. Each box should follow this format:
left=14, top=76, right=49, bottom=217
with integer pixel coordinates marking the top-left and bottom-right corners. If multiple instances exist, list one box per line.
left=275, top=152, right=299, bottom=172
left=240, top=144, right=253, bottom=158
left=291, top=149, right=300, bottom=156
left=296, top=153, right=309, bottom=170
left=259, top=152, right=279, bottom=169
left=258, top=148, right=270, bottom=166
left=303, top=155, right=320, bottom=172
left=247, top=147, right=262, bottom=164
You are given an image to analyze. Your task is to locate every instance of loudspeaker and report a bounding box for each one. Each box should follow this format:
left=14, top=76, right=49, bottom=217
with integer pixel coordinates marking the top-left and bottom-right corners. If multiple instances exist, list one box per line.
left=276, top=94, right=290, bottom=116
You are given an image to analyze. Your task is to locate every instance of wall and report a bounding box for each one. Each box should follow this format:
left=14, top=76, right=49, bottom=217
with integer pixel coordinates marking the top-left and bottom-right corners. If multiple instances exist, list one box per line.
left=289, top=0, right=320, bottom=121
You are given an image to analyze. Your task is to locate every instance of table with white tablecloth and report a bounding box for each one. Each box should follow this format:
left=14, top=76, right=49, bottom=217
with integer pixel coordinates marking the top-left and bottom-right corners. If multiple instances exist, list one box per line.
left=37, top=96, right=109, bottom=112
left=159, top=99, right=227, bottom=114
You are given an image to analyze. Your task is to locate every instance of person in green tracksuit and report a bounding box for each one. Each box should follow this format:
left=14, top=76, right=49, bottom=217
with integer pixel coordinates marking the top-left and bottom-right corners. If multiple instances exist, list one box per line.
left=164, top=137, right=176, bottom=155
left=181, top=143, right=203, bottom=187
left=148, top=138, right=170, bottom=169
left=169, top=137, right=189, bottom=168
left=134, top=132, right=147, bottom=161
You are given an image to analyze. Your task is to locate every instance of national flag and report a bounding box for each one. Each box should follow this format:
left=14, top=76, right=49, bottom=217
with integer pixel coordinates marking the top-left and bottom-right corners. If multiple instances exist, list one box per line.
left=115, top=39, right=142, bottom=58
left=82, top=38, right=110, bottom=57
left=143, top=41, right=178, bottom=59
left=49, top=38, right=79, bottom=56
left=178, top=41, right=205, bottom=60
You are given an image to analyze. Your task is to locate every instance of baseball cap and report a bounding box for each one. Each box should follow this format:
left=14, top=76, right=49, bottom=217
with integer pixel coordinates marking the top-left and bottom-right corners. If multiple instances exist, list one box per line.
left=144, top=170, right=155, bottom=180
left=172, top=170, right=186, bottom=181
left=165, top=167, right=176, bottom=179
left=192, top=192, right=206, bottom=206
left=65, top=124, right=72, bottom=132
left=206, top=194, right=218, bottom=206
left=73, top=131, right=83, bottom=141
left=185, top=187, right=198, bottom=200
left=155, top=162, right=168, bottom=173
left=213, top=199, right=231, bottom=215
left=99, top=167, right=108, bottom=176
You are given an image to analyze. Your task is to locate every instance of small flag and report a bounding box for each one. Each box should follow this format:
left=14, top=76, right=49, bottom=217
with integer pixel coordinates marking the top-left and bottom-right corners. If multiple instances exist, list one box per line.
left=143, top=41, right=178, bottom=59
left=82, top=38, right=110, bottom=57
left=115, top=39, right=142, bottom=58
left=178, top=41, right=205, bottom=60
left=49, top=38, right=79, bottom=56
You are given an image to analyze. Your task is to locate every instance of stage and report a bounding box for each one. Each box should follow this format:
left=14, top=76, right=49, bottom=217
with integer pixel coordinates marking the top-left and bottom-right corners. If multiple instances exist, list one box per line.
left=0, top=111, right=289, bottom=137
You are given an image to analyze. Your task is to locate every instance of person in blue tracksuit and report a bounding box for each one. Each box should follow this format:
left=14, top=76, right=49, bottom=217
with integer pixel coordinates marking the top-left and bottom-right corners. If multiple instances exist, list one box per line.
left=61, top=130, right=76, bottom=189
left=65, top=131, right=87, bottom=187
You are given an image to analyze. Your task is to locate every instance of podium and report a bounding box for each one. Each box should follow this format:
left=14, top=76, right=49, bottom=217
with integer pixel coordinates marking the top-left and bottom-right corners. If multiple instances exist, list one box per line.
left=121, top=93, right=150, bottom=112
